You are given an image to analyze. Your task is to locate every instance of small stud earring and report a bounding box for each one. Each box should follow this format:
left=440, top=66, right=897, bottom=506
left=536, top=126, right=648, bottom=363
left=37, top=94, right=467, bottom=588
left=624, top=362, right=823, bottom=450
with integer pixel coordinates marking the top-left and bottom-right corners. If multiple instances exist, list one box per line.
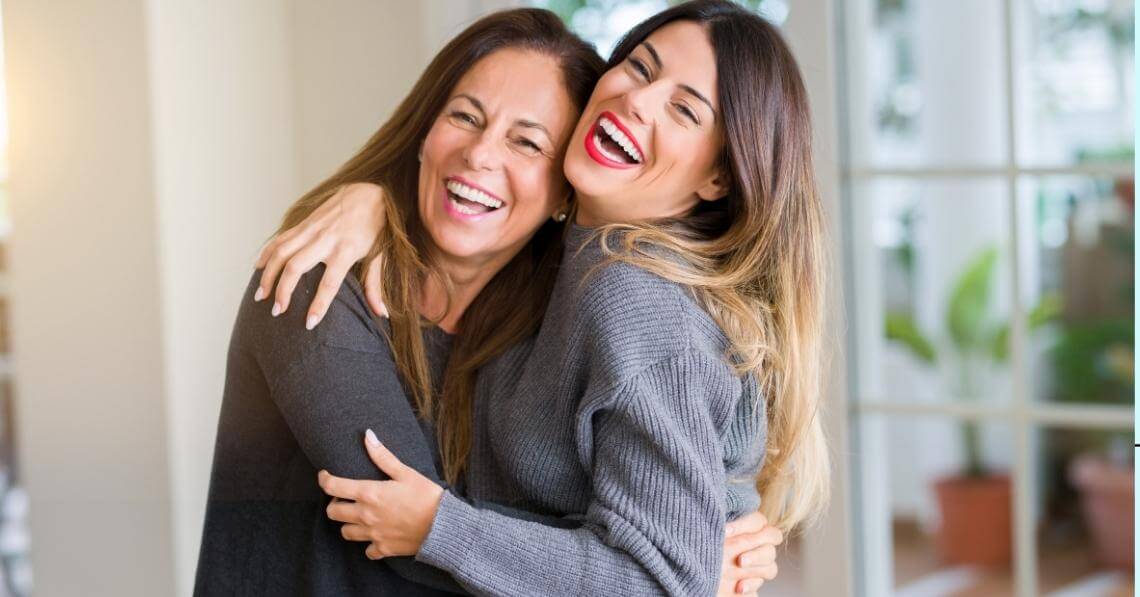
left=553, top=211, right=568, bottom=222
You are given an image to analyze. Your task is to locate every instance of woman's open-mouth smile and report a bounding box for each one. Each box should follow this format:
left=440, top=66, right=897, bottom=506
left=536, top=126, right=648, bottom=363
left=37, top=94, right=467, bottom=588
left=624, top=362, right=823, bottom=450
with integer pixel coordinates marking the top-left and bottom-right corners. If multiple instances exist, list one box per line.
left=584, top=111, right=645, bottom=170
left=442, top=175, right=506, bottom=220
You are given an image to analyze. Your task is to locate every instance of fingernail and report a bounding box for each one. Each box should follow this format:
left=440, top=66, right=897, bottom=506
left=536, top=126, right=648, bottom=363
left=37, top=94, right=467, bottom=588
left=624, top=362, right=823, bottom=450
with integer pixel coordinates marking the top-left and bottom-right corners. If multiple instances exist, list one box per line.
left=365, top=429, right=381, bottom=448
left=741, top=555, right=755, bottom=567
left=725, top=523, right=735, bottom=535
left=254, top=287, right=266, bottom=301
left=306, top=314, right=318, bottom=330
left=271, top=302, right=282, bottom=317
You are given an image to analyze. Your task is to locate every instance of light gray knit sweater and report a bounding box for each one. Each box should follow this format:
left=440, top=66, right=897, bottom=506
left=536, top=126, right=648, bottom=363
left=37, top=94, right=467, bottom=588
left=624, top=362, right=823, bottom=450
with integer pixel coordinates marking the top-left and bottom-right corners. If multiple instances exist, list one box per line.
left=416, top=224, right=767, bottom=596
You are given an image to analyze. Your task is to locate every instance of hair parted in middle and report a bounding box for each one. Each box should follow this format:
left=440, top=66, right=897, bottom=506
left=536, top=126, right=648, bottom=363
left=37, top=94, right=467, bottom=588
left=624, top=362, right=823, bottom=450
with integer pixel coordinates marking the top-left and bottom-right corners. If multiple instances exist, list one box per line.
left=276, top=8, right=604, bottom=485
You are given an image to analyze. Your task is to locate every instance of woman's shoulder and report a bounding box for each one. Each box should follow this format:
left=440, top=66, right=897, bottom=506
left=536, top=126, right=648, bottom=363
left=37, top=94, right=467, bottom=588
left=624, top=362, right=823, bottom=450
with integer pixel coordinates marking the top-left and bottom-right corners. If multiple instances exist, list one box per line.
left=566, top=257, right=735, bottom=397
left=235, top=266, right=389, bottom=357
left=577, top=254, right=726, bottom=353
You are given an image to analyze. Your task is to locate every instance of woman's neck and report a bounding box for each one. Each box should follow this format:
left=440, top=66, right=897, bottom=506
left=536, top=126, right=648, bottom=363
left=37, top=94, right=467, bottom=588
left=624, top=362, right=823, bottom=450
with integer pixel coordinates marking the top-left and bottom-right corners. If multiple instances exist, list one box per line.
left=416, top=247, right=514, bottom=333
left=572, top=193, right=604, bottom=227
left=573, top=205, right=600, bottom=227
left=573, top=192, right=702, bottom=227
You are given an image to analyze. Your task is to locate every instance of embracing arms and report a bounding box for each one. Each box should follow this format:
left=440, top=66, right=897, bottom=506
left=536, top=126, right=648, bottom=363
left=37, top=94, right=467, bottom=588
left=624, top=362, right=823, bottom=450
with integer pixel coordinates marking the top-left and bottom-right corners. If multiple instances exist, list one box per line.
left=256, top=182, right=783, bottom=595
left=320, top=353, right=776, bottom=596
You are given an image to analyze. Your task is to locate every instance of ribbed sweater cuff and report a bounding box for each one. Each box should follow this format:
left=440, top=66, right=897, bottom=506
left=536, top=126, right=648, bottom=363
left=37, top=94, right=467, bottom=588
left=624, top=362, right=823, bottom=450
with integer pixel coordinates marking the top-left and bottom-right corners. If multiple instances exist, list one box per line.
left=416, top=491, right=481, bottom=573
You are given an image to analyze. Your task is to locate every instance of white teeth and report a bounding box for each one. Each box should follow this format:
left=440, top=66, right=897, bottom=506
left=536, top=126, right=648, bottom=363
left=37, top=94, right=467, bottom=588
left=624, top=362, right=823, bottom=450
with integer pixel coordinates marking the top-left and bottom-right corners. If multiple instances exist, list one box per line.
left=445, top=180, right=503, bottom=209
left=598, top=117, right=643, bottom=163
left=594, top=134, right=629, bottom=164
left=448, top=197, right=482, bottom=215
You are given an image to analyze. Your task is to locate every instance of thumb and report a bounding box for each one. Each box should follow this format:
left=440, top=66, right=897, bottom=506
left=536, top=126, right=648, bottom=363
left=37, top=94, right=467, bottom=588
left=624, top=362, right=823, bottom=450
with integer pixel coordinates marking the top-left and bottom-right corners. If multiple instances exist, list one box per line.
left=364, top=429, right=409, bottom=480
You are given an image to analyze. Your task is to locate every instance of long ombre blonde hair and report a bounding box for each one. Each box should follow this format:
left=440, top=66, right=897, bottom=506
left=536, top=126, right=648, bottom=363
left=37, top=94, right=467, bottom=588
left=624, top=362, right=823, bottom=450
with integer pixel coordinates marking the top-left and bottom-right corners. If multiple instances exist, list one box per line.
left=276, top=9, right=603, bottom=465
left=590, top=0, right=830, bottom=533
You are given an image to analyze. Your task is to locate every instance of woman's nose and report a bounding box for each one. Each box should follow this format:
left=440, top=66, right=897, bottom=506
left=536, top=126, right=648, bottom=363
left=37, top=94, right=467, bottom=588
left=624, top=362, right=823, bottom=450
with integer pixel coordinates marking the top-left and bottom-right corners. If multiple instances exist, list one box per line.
left=622, top=80, right=667, bottom=125
left=462, top=133, right=500, bottom=172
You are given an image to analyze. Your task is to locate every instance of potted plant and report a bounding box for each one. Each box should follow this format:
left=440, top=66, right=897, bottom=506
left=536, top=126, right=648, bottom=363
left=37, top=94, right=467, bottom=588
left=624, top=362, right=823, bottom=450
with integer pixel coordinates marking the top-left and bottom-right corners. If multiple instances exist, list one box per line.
left=1049, top=172, right=1134, bottom=569
left=1050, top=320, right=1132, bottom=569
left=885, top=246, right=1060, bottom=565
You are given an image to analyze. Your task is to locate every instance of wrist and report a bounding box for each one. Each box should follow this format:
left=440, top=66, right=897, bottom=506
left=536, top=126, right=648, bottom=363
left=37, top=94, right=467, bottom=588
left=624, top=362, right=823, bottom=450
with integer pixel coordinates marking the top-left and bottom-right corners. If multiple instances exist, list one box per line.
left=417, top=486, right=451, bottom=556
left=343, top=182, right=387, bottom=217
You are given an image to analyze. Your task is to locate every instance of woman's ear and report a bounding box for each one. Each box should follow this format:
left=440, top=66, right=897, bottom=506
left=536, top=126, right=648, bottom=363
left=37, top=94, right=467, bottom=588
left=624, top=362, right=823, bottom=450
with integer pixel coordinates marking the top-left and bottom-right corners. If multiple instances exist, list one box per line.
left=552, top=190, right=574, bottom=223
left=696, top=170, right=730, bottom=202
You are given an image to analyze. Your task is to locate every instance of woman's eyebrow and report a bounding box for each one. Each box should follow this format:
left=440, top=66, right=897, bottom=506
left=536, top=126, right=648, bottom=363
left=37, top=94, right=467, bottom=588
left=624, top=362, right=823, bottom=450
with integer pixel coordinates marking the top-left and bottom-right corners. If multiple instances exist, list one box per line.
left=641, top=42, right=715, bottom=116
left=642, top=42, right=663, bottom=70
left=452, top=93, right=485, bottom=113
left=517, top=119, right=552, bottom=141
left=681, top=85, right=715, bottom=115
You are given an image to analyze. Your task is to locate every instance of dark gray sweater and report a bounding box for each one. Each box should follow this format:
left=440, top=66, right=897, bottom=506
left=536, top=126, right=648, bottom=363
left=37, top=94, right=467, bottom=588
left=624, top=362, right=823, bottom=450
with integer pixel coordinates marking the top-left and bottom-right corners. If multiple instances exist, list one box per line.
left=416, top=225, right=767, bottom=596
left=194, top=268, right=467, bottom=596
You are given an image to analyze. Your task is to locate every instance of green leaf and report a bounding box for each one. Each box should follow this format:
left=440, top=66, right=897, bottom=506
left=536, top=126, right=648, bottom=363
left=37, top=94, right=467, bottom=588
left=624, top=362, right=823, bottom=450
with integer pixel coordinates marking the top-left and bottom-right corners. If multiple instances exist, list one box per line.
left=988, top=293, right=1064, bottom=362
left=885, top=311, right=937, bottom=364
left=1028, top=293, right=1064, bottom=328
left=946, top=247, right=999, bottom=353
left=1050, top=318, right=1134, bottom=404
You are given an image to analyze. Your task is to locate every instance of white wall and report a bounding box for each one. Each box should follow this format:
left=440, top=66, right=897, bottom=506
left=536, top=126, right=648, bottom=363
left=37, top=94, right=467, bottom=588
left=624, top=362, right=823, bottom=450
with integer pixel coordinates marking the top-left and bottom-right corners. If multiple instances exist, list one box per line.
left=145, top=1, right=297, bottom=595
left=290, top=0, right=427, bottom=191
left=4, top=0, right=176, bottom=594
left=4, top=1, right=457, bottom=595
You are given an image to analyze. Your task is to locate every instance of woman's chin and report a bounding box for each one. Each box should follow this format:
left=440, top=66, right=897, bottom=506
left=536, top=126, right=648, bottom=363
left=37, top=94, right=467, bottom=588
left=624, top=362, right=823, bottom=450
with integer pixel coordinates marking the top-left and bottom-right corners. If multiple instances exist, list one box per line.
left=430, top=236, right=492, bottom=263
left=563, top=160, right=610, bottom=202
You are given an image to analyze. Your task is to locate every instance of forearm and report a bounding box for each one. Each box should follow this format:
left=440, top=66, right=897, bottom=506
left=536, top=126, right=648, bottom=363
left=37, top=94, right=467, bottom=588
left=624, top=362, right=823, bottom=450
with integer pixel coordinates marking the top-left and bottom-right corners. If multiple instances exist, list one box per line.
left=417, top=492, right=674, bottom=597
left=416, top=368, right=729, bottom=597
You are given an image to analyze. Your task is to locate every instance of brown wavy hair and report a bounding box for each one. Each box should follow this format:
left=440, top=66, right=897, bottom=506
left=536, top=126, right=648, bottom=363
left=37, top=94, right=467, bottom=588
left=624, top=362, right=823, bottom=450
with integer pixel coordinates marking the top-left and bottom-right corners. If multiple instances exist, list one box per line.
left=590, top=0, right=831, bottom=532
left=276, top=8, right=603, bottom=483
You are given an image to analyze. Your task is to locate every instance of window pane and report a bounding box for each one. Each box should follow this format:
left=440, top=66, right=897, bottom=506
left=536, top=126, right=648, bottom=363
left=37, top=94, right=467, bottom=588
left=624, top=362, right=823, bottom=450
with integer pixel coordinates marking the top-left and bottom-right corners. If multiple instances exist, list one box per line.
left=851, top=178, right=1013, bottom=405
left=1014, top=0, right=1135, bottom=167
left=1018, top=176, right=1133, bottom=405
left=855, top=415, right=1015, bottom=595
left=842, top=0, right=1008, bottom=168
left=1036, top=428, right=1133, bottom=593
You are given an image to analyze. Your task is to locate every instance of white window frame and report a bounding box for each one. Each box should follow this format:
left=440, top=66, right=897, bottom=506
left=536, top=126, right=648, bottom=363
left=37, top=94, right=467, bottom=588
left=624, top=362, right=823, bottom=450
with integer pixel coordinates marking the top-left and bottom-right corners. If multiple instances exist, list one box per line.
left=830, top=1, right=1134, bottom=596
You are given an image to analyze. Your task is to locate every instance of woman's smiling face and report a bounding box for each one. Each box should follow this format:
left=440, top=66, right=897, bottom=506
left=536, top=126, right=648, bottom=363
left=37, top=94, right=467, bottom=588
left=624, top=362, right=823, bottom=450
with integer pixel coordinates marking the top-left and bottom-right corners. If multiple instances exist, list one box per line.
left=563, top=20, right=727, bottom=226
left=418, top=48, right=577, bottom=265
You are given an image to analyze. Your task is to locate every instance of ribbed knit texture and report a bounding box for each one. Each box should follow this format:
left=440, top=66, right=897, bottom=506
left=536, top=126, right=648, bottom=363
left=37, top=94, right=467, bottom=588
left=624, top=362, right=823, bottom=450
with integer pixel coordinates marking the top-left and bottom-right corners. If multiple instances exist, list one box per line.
left=416, top=224, right=767, bottom=596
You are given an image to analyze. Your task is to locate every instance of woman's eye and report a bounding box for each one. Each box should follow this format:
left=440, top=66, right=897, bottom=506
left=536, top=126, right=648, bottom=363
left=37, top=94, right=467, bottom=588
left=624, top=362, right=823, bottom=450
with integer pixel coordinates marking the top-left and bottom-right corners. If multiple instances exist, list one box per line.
left=450, top=111, right=478, bottom=126
left=514, top=137, right=542, bottom=155
left=628, top=58, right=650, bottom=79
left=674, top=103, right=699, bottom=125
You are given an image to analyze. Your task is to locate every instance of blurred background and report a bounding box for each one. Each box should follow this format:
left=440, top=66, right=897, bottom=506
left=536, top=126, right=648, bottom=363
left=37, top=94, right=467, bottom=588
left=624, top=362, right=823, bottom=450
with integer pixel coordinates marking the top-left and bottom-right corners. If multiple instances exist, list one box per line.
left=0, top=0, right=1133, bottom=596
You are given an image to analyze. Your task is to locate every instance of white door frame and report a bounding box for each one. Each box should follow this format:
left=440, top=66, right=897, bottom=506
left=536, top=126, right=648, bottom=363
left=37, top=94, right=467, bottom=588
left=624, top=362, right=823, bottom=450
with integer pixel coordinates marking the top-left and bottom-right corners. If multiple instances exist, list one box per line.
left=784, top=1, right=858, bottom=595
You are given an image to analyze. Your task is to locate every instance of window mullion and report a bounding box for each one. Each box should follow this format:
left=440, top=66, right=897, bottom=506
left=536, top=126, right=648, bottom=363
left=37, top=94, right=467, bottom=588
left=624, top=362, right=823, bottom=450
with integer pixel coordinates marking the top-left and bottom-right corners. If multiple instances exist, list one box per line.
left=1002, top=0, right=1037, bottom=594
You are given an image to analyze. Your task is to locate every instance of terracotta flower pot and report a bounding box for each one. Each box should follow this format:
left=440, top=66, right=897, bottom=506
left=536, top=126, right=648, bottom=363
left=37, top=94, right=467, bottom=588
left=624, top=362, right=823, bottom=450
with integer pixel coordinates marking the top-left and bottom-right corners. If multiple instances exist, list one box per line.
left=1069, top=454, right=1134, bottom=569
left=933, top=473, right=1012, bottom=566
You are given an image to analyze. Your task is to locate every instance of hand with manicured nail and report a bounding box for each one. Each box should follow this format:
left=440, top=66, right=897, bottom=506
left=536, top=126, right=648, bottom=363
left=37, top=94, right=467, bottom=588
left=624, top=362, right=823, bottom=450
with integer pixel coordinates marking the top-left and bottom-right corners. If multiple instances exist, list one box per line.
left=317, top=429, right=443, bottom=560
left=253, top=182, right=390, bottom=327
left=718, top=510, right=784, bottom=596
